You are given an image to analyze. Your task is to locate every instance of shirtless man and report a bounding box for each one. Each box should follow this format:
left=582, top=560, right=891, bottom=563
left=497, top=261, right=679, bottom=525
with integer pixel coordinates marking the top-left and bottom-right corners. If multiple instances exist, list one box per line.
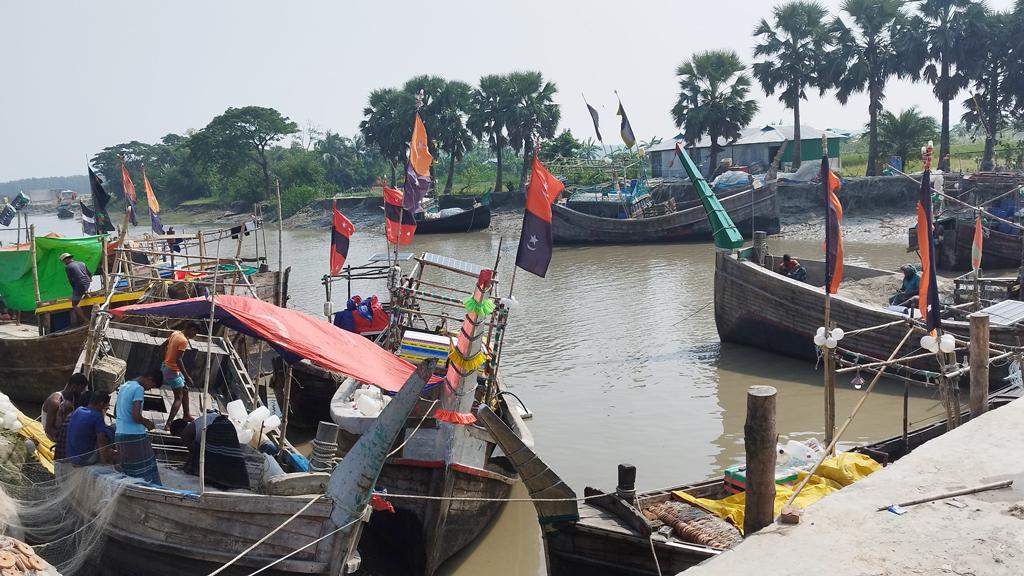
left=42, top=373, right=88, bottom=441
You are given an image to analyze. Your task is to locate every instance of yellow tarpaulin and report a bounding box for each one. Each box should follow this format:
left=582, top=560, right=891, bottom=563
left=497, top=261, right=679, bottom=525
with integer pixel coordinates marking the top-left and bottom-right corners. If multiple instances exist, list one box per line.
left=674, top=452, right=881, bottom=534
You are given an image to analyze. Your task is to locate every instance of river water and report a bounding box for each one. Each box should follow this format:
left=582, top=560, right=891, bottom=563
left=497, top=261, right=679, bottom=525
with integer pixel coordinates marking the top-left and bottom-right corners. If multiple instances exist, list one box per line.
left=22, top=212, right=951, bottom=575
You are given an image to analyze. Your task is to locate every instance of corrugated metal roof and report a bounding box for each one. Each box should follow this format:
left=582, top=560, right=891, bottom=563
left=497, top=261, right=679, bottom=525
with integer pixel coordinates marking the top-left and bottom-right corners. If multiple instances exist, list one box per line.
left=647, top=125, right=847, bottom=153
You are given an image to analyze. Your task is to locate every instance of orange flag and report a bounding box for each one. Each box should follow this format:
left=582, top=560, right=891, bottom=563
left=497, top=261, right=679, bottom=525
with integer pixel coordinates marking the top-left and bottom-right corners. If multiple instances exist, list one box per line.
left=409, top=112, right=432, bottom=177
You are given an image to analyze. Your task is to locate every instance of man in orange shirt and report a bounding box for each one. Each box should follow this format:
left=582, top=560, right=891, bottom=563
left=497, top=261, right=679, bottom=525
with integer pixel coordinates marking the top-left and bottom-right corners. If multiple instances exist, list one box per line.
left=162, top=322, right=202, bottom=430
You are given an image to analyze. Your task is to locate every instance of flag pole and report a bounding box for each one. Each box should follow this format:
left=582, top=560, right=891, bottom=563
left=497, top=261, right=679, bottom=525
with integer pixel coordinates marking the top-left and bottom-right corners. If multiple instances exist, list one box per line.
left=822, top=132, right=836, bottom=448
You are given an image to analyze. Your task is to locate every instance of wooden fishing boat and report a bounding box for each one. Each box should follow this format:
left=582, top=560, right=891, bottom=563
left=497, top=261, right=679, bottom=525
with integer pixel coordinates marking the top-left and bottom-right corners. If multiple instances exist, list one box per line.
left=56, top=204, right=74, bottom=219
left=478, top=387, right=1020, bottom=576
left=414, top=204, right=491, bottom=234
left=551, top=186, right=779, bottom=244
left=908, top=216, right=1023, bottom=271
left=323, top=252, right=531, bottom=575
left=69, top=293, right=442, bottom=576
left=714, top=248, right=1024, bottom=388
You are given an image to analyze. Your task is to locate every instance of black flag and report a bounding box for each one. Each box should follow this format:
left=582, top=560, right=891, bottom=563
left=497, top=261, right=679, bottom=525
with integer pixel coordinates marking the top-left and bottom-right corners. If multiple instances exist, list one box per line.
left=88, top=167, right=115, bottom=233
left=80, top=201, right=97, bottom=235
left=585, top=100, right=602, bottom=143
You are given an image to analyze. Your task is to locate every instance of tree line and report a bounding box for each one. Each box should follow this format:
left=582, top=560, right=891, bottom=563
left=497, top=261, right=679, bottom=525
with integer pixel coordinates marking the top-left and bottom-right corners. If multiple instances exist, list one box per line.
left=683, top=0, right=1024, bottom=176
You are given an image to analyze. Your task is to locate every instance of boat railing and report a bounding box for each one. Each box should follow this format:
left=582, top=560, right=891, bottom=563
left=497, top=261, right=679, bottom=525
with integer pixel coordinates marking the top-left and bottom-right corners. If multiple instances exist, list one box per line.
left=952, top=273, right=1018, bottom=306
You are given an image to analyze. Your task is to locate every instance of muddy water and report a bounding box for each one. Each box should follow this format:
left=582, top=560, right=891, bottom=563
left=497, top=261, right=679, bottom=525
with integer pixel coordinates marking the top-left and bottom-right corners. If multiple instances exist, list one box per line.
left=23, top=213, right=953, bottom=575
left=275, top=221, right=951, bottom=576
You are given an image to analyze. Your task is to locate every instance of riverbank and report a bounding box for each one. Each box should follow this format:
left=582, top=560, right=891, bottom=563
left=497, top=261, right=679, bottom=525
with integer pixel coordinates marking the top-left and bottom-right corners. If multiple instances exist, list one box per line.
left=683, top=396, right=1024, bottom=576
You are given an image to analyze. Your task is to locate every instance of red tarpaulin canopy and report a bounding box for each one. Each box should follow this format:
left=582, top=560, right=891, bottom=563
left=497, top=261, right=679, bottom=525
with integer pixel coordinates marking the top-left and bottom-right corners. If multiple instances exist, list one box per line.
left=109, top=295, right=418, bottom=392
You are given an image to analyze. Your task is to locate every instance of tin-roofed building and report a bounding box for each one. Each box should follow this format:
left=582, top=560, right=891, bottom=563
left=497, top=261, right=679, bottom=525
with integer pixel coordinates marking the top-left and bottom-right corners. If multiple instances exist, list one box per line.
left=648, top=125, right=848, bottom=177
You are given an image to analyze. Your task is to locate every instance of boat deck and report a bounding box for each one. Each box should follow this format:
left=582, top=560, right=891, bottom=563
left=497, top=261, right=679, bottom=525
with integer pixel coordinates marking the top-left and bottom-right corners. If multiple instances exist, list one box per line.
left=0, top=323, right=39, bottom=340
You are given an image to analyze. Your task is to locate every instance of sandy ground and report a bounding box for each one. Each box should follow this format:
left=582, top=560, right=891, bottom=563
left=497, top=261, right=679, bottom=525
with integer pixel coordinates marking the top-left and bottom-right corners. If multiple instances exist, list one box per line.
left=682, top=397, right=1024, bottom=576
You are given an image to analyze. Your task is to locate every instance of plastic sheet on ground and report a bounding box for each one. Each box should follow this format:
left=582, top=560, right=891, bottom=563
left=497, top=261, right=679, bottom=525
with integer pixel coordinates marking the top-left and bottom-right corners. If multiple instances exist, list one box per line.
left=673, top=452, right=881, bottom=534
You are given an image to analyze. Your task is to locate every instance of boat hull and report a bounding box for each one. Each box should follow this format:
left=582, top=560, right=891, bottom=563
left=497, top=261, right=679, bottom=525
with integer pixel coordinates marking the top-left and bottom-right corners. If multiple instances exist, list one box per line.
left=0, top=326, right=87, bottom=403
left=414, top=206, right=491, bottom=234
left=73, top=468, right=341, bottom=576
left=551, top=187, right=779, bottom=244
left=713, top=251, right=1015, bottom=386
left=909, top=220, right=1023, bottom=271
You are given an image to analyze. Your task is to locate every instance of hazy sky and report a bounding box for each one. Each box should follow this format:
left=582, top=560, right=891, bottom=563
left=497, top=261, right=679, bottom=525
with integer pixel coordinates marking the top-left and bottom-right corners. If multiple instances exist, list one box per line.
left=1, top=0, right=1014, bottom=181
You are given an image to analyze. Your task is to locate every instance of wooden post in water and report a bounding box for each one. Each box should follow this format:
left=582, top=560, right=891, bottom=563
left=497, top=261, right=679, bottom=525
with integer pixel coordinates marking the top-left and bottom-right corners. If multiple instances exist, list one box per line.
left=969, top=312, right=990, bottom=418
left=744, top=385, right=777, bottom=536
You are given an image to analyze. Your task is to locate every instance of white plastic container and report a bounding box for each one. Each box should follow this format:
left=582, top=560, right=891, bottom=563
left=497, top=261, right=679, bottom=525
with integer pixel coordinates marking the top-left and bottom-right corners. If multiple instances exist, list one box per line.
left=226, top=400, right=247, bottom=423
left=355, top=394, right=382, bottom=417
left=245, top=406, right=271, bottom=430
left=262, top=414, right=282, bottom=431
left=236, top=428, right=254, bottom=446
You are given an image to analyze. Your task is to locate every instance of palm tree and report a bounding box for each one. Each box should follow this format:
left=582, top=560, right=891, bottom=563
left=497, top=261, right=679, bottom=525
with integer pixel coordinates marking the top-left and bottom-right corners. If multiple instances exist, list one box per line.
left=430, top=80, right=474, bottom=194
left=917, top=0, right=989, bottom=171
left=961, top=9, right=1011, bottom=170
left=467, top=74, right=512, bottom=194
left=504, top=71, right=560, bottom=194
left=578, top=137, right=600, bottom=160
left=359, top=88, right=414, bottom=185
left=827, top=0, right=923, bottom=176
left=876, top=107, right=939, bottom=169
left=752, top=1, right=832, bottom=168
left=671, top=50, right=759, bottom=178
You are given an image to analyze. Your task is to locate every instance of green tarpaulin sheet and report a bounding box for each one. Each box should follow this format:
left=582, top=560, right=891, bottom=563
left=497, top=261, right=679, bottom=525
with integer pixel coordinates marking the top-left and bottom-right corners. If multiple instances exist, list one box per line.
left=0, top=235, right=104, bottom=311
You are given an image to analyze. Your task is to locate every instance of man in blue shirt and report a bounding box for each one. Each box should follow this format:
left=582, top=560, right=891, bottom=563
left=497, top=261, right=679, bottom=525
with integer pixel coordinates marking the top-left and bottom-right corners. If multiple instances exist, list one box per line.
left=66, top=391, right=116, bottom=466
left=892, top=264, right=921, bottom=306
left=114, top=370, right=162, bottom=484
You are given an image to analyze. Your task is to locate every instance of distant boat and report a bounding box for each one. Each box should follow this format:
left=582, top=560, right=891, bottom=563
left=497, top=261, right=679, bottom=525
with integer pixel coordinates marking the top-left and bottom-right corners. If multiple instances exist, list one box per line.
left=909, top=216, right=1023, bottom=271
left=56, top=204, right=74, bottom=219
left=552, top=186, right=779, bottom=244
left=413, top=204, right=491, bottom=234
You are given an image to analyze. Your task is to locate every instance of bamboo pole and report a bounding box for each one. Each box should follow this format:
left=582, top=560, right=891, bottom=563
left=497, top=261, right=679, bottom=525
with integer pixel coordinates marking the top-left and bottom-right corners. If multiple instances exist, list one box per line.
left=969, top=313, right=990, bottom=418
left=28, top=225, right=40, bottom=304
left=780, top=328, right=916, bottom=516
left=198, top=237, right=222, bottom=493
left=275, top=179, right=284, bottom=307
left=744, top=385, right=777, bottom=535
left=101, top=237, right=110, bottom=293
left=822, top=133, right=835, bottom=447
left=278, top=365, right=293, bottom=462
left=877, top=480, right=1012, bottom=511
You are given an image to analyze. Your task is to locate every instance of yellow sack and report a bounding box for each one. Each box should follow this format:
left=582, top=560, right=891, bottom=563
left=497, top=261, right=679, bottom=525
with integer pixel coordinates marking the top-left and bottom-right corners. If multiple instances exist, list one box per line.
left=673, top=452, right=880, bottom=534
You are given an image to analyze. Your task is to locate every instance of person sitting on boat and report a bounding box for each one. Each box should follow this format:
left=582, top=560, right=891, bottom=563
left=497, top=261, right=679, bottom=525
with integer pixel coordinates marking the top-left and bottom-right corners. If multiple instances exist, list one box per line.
left=176, top=410, right=250, bottom=490
left=776, top=255, right=808, bottom=282
left=60, top=252, right=92, bottom=326
left=42, top=372, right=88, bottom=441
left=891, top=264, right=921, bottom=306
left=65, top=391, right=117, bottom=466
left=114, top=369, right=163, bottom=484
left=161, top=322, right=202, bottom=431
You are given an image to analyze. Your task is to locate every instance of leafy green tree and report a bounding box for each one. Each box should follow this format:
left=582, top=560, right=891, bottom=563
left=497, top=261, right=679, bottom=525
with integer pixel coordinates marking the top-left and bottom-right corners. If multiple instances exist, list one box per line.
left=359, top=88, right=414, bottom=185
left=190, top=106, right=298, bottom=200
left=316, top=132, right=386, bottom=190
left=752, top=1, right=832, bottom=168
left=671, top=50, right=759, bottom=177
left=914, top=0, right=988, bottom=171
left=467, top=74, right=512, bottom=194
left=578, top=137, right=601, bottom=159
left=961, top=9, right=1012, bottom=170
left=504, top=71, right=560, bottom=194
left=876, top=106, right=939, bottom=169
left=827, top=0, right=923, bottom=176
left=539, top=130, right=584, bottom=161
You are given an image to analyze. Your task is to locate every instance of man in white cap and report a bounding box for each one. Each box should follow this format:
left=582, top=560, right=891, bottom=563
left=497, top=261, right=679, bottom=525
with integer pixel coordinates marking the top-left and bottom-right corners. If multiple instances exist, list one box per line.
left=60, top=252, right=91, bottom=325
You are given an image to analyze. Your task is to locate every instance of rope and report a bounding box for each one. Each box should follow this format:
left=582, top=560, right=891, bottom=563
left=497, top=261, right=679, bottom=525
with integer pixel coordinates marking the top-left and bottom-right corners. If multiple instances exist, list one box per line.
left=638, top=495, right=663, bottom=576
left=206, top=493, right=325, bottom=576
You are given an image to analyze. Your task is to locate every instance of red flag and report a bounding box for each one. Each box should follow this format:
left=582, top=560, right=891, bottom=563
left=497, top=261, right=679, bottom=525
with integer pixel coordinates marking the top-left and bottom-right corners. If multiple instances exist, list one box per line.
left=515, top=154, right=564, bottom=277
left=823, top=156, right=843, bottom=294
left=330, top=201, right=355, bottom=275
left=383, top=187, right=416, bottom=245
left=972, top=210, right=983, bottom=273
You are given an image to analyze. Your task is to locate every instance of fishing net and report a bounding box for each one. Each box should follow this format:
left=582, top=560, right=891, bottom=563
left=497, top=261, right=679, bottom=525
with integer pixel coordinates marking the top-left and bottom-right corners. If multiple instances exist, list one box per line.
left=0, top=430, right=125, bottom=576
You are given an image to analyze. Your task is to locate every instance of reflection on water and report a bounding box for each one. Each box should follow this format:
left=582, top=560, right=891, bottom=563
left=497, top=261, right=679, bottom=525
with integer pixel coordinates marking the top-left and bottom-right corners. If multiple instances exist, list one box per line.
left=21, top=215, right=955, bottom=576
